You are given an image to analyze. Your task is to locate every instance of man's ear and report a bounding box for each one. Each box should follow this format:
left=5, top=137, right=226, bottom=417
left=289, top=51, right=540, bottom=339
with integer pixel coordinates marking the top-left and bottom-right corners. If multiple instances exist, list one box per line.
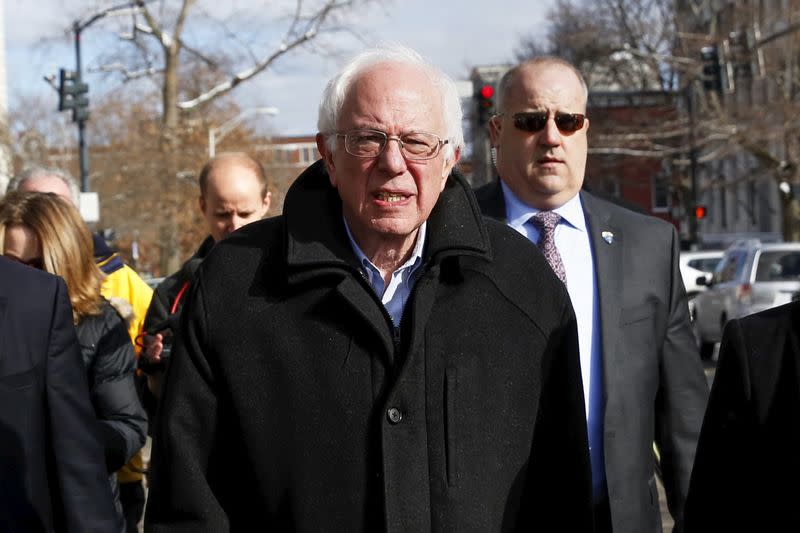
left=198, top=195, right=207, bottom=215
left=262, top=191, right=272, bottom=216
left=316, top=133, right=337, bottom=187
left=488, top=115, right=502, bottom=148
left=440, top=148, right=461, bottom=186
left=439, top=147, right=461, bottom=192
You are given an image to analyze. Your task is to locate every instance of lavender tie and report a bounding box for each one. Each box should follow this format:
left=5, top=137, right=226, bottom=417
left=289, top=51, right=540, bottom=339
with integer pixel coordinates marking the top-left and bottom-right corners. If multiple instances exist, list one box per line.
left=531, top=211, right=567, bottom=286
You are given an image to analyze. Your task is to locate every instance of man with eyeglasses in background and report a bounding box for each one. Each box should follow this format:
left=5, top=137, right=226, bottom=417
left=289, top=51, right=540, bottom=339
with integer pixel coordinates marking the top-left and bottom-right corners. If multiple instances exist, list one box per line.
left=475, top=57, right=709, bottom=533
left=145, top=46, right=593, bottom=532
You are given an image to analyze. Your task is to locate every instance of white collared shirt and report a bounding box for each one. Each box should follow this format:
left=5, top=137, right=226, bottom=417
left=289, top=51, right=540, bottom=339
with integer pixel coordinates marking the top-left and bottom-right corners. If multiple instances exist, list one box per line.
left=343, top=218, right=426, bottom=327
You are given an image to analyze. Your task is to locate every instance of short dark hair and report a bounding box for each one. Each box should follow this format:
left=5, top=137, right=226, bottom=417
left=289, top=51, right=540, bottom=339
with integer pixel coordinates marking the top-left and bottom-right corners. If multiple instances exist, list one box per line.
left=198, top=152, right=269, bottom=199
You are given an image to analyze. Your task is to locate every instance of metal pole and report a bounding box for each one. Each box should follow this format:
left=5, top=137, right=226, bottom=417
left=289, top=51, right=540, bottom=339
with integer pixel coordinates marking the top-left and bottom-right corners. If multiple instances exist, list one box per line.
left=686, top=82, right=699, bottom=248
left=74, top=22, right=89, bottom=193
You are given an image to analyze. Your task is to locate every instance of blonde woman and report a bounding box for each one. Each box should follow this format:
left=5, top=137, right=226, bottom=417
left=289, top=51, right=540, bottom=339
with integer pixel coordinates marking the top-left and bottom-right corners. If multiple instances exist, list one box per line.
left=0, top=191, right=146, bottom=528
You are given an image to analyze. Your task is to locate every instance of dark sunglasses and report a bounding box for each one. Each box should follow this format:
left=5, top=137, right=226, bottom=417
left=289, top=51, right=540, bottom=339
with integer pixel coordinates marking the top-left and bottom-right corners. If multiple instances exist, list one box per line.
left=507, top=111, right=586, bottom=134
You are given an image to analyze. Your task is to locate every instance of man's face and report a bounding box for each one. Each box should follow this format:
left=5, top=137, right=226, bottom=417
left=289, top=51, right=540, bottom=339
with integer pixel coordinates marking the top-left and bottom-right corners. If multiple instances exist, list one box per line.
left=490, top=63, right=589, bottom=210
left=19, top=175, right=75, bottom=206
left=199, top=163, right=271, bottom=243
left=317, top=62, right=458, bottom=255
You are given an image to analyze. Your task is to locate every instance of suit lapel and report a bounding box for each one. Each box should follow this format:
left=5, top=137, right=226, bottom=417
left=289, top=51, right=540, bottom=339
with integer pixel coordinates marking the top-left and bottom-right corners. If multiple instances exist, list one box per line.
left=581, top=191, right=624, bottom=402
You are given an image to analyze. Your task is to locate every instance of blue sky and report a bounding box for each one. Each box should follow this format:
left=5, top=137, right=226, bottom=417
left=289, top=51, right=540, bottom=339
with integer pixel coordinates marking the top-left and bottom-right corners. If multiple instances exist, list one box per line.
left=5, top=0, right=553, bottom=135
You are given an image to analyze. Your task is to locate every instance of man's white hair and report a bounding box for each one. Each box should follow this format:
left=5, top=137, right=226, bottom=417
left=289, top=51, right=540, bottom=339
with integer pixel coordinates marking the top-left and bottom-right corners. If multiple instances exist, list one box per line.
left=317, top=44, right=464, bottom=162
left=7, top=166, right=81, bottom=206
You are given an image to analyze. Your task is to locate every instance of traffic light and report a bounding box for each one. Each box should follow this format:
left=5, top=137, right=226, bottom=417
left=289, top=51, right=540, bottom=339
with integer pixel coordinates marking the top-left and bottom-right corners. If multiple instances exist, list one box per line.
left=700, top=46, right=722, bottom=93
left=694, top=204, right=708, bottom=220
left=58, top=69, right=90, bottom=122
left=476, top=84, right=495, bottom=126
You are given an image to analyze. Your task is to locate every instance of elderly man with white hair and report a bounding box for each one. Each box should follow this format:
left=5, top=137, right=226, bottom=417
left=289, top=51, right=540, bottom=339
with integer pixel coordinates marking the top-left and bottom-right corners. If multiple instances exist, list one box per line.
left=145, top=45, right=593, bottom=532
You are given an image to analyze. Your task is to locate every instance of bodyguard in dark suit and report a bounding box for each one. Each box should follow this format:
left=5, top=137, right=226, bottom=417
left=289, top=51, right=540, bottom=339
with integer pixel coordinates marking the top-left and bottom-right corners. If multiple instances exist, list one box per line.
left=0, top=256, right=121, bottom=532
left=475, top=57, right=709, bottom=533
left=684, top=300, right=800, bottom=532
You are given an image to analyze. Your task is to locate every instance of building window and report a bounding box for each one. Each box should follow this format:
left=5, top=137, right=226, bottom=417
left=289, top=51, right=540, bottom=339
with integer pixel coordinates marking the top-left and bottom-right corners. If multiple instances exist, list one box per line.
left=651, top=164, right=670, bottom=213
left=599, top=175, right=620, bottom=197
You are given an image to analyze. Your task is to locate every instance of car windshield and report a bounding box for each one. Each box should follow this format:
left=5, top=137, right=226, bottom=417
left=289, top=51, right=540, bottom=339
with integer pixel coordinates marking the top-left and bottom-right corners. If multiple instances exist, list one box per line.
left=755, top=250, right=800, bottom=281
left=689, top=257, right=722, bottom=272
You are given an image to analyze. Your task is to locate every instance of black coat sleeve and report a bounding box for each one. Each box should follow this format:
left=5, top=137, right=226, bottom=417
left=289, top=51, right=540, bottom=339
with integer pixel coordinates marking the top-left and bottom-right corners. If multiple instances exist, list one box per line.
left=142, top=278, right=174, bottom=334
left=145, top=275, right=231, bottom=532
left=522, top=299, right=594, bottom=531
left=683, top=318, right=753, bottom=532
left=47, top=278, right=123, bottom=532
left=90, top=308, right=148, bottom=472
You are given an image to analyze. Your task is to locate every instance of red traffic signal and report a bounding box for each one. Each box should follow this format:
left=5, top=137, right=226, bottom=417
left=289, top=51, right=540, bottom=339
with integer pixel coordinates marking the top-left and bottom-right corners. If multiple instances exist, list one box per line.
left=476, top=83, right=496, bottom=125
left=694, top=205, right=707, bottom=219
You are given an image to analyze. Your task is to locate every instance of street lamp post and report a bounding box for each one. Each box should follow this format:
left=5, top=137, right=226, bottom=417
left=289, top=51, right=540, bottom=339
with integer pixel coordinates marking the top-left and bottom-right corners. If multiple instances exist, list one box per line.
left=68, top=1, right=152, bottom=192
left=208, top=107, right=279, bottom=158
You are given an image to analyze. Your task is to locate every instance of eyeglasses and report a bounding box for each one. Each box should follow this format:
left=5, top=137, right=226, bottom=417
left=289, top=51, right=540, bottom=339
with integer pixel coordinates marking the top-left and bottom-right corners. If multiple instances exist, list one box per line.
left=335, top=129, right=448, bottom=160
left=501, top=111, right=586, bottom=134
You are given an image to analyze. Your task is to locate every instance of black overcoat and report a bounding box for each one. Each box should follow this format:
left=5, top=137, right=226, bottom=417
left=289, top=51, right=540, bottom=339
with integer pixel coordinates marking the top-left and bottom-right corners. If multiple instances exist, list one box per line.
left=145, top=162, right=593, bottom=532
left=0, top=257, right=121, bottom=532
left=684, top=300, right=800, bottom=532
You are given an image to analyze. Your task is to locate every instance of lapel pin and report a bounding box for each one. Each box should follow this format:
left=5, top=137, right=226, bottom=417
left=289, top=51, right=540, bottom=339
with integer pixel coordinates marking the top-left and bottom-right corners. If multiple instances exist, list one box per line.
left=601, top=231, right=614, bottom=245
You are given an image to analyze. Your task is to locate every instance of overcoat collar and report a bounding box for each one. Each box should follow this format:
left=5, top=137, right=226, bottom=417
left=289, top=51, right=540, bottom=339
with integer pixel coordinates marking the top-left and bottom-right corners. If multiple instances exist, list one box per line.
left=281, top=160, right=492, bottom=364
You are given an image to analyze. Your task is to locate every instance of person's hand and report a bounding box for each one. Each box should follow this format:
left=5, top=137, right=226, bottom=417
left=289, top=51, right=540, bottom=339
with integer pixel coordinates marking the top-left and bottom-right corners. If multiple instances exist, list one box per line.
left=142, top=332, right=165, bottom=364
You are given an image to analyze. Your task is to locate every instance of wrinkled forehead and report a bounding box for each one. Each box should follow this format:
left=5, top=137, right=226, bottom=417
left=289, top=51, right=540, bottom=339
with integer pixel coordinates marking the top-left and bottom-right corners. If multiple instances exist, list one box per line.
left=20, top=175, right=74, bottom=203
left=206, top=164, right=262, bottom=196
left=340, top=62, right=444, bottom=129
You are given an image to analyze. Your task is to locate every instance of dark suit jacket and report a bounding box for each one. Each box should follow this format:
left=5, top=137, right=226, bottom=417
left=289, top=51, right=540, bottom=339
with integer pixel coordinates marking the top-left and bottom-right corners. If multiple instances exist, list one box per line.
left=684, top=300, right=800, bottom=532
left=0, top=257, right=121, bottom=532
left=476, top=181, right=709, bottom=533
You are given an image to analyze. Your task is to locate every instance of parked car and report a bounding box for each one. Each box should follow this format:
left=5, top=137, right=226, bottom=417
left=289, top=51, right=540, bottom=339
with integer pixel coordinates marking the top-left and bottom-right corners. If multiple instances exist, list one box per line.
left=693, top=239, right=800, bottom=359
left=680, top=250, right=724, bottom=297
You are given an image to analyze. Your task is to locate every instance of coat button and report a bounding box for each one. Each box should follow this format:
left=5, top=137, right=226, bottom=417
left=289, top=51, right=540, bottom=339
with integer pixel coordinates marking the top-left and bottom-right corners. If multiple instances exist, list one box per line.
left=387, top=407, right=403, bottom=424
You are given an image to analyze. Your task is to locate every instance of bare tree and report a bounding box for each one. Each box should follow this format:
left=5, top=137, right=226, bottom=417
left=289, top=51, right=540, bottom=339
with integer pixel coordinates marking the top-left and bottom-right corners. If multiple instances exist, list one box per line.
left=66, top=0, right=372, bottom=272
left=516, top=0, right=677, bottom=91
left=516, top=0, right=800, bottom=242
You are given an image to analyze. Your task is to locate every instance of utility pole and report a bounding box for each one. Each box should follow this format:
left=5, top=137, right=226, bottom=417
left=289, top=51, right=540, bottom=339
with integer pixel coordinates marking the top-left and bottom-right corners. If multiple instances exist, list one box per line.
left=57, top=2, right=150, bottom=192
left=685, top=81, right=699, bottom=249
left=74, top=22, right=90, bottom=193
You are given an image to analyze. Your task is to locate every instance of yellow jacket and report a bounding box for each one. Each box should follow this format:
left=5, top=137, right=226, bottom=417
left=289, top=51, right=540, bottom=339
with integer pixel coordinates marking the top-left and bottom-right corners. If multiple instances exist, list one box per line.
left=99, top=261, right=153, bottom=354
left=98, top=259, right=153, bottom=484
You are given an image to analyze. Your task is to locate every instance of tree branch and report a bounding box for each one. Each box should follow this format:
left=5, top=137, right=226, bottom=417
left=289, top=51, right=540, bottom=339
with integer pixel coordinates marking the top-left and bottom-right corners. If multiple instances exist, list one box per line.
left=133, top=0, right=171, bottom=49
left=177, top=0, right=355, bottom=110
left=90, top=63, right=162, bottom=81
